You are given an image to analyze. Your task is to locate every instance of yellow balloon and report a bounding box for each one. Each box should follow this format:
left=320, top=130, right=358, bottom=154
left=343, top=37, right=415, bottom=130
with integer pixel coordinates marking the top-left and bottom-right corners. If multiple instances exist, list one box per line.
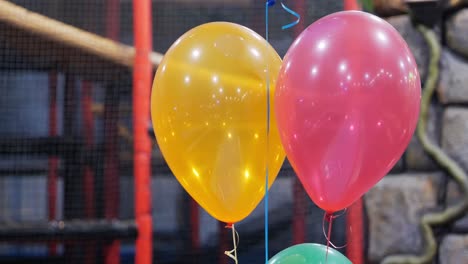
left=151, top=22, right=285, bottom=223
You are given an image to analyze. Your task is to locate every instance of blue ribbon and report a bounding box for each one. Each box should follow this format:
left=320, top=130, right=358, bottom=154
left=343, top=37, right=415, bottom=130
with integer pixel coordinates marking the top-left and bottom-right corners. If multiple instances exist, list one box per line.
left=280, top=2, right=301, bottom=30
left=265, top=2, right=271, bottom=263
left=266, top=0, right=301, bottom=30
left=264, top=1, right=300, bottom=263
left=264, top=3, right=268, bottom=264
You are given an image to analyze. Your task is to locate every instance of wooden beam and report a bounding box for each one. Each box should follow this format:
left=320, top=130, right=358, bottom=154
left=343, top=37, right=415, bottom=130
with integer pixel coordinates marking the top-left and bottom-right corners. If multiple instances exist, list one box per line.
left=121, top=0, right=253, bottom=6
left=0, top=0, right=162, bottom=82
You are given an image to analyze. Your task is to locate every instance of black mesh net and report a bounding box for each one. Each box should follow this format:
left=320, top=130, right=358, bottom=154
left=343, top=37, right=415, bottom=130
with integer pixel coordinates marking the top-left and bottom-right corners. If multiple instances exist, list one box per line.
left=0, top=1, right=354, bottom=263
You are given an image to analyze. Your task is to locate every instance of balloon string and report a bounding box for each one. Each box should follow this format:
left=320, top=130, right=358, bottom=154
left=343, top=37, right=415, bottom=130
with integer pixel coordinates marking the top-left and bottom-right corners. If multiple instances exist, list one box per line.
left=264, top=1, right=299, bottom=262
left=265, top=1, right=271, bottom=264
left=322, top=210, right=348, bottom=250
left=326, top=213, right=333, bottom=263
left=266, top=0, right=301, bottom=30
left=224, top=224, right=239, bottom=264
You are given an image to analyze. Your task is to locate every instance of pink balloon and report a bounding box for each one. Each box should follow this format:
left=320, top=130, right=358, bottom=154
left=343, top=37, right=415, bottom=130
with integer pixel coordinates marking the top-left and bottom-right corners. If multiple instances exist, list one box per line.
left=275, top=11, right=421, bottom=213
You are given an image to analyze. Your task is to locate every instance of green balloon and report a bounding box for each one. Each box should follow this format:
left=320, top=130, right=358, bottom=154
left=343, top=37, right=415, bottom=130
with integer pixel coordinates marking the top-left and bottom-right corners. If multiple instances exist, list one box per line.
left=268, top=243, right=352, bottom=264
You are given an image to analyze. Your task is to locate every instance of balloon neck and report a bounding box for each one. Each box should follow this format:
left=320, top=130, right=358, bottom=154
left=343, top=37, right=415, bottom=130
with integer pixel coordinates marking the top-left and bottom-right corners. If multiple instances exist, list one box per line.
left=225, top=222, right=234, bottom=228
left=325, top=212, right=335, bottom=223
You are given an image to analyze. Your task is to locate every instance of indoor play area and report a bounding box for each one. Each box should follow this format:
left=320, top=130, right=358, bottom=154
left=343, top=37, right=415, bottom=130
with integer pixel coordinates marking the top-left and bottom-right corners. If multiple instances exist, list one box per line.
left=0, top=0, right=467, bottom=263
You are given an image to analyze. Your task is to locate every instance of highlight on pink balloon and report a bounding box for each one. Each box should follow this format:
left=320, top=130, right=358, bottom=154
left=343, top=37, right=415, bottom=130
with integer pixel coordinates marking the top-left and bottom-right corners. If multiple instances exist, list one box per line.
left=275, top=11, right=421, bottom=213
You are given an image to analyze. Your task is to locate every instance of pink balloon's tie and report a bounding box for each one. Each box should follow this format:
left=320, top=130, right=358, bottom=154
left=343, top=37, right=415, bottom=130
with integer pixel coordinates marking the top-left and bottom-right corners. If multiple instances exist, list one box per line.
left=322, top=210, right=348, bottom=262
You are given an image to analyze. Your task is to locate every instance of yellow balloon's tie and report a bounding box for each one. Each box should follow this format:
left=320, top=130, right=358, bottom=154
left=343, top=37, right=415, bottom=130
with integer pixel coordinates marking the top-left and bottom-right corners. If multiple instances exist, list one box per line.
left=224, top=224, right=239, bottom=264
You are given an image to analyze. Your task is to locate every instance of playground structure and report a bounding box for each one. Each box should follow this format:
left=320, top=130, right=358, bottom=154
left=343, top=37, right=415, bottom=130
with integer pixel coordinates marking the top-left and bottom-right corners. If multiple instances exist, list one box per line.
left=6, top=0, right=460, bottom=263
left=0, top=0, right=372, bottom=263
left=0, top=0, right=156, bottom=262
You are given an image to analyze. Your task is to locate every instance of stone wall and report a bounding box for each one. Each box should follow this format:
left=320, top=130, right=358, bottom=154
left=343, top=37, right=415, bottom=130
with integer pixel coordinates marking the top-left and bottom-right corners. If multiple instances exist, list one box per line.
left=365, top=3, right=468, bottom=264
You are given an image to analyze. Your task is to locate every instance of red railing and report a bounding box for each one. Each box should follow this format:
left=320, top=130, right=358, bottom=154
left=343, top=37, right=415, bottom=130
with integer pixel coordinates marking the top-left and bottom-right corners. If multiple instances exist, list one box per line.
left=104, top=0, right=122, bottom=262
left=133, top=0, right=154, bottom=262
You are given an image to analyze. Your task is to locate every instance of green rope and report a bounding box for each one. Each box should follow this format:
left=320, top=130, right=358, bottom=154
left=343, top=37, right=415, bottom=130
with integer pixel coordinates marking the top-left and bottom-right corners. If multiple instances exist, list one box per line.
left=359, top=0, right=374, bottom=13
left=382, top=24, right=468, bottom=264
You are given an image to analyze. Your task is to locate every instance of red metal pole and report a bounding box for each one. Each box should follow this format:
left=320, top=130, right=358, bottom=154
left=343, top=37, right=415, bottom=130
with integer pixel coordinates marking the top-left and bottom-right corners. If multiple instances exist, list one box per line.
left=343, top=2, right=364, bottom=263
left=190, top=198, right=200, bottom=257
left=82, top=81, right=96, bottom=264
left=292, top=180, right=306, bottom=244
left=48, top=72, right=58, bottom=255
left=344, top=0, right=360, bottom=10
left=106, top=0, right=120, bottom=40
left=104, top=0, right=121, bottom=263
left=103, top=85, right=120, bottom=264
left=293, top=0, right=306, bottom=33
left=82, top=85, right=95, bottom=210
left=346, top=199, right=364, bottom=264
left=292, top=0, right=307, bottom=245
left=81, top=0, right=99, bottom=226
left=133, top=0, right=153, bottom=262
left=81, top=2, right=97, bottom=263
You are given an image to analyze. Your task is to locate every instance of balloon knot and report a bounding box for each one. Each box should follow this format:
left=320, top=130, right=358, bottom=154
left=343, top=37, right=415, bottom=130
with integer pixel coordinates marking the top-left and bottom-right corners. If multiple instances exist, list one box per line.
left=225, top=223, right=233, bottom=229
left=325, top=212, right=334, bottom=223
